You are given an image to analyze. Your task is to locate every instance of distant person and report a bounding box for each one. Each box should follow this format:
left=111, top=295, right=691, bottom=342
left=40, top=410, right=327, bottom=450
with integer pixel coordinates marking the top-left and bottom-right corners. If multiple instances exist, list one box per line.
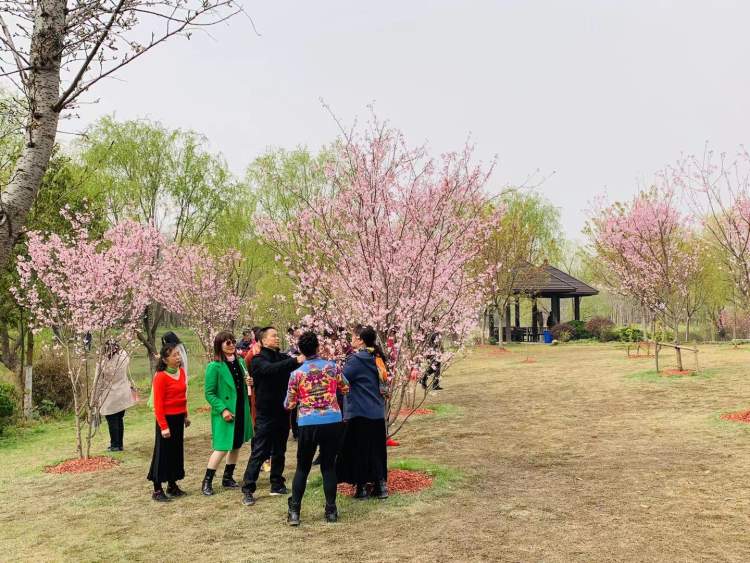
left=284, top=331, right=349, bottom=525
left=547, top=312, right=556, bottom=329
left=147, top=342, right=190, bottom=502
left=236, top=329, right=254, bottom=354
left=202, top=331, right=254, bottom=496
left=336, top=325, right=388, bottom=500
left=97, top=340, right=137, bottom=452
left=240, top=326, right=305, bottom=506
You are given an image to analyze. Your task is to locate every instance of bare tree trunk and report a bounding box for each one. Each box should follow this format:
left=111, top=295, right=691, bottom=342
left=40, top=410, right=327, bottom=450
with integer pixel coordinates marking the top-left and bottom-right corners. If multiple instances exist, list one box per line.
left=0, top=0, right=65, bottom=268
left=137, top=303, right=164, bottom=374
left=23, top=331, right=33, bottom=419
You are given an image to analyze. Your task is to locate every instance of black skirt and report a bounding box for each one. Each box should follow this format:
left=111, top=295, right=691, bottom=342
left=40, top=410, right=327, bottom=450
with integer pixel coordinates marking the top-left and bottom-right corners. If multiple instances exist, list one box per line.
left=147, top=413, right=185, bottom=484
left=336, top=417, right=387, bottom=485
left=233, top=390, right=245, bottom=449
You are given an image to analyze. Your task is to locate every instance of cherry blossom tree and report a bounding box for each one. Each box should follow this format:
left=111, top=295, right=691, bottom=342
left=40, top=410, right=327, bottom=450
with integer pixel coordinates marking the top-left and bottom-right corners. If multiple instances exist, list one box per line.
left=587, top=184, right=702, bottom=368
left=0, top=0, right=244, bottom=269
left=259, top=118, right=493, bottom=433
left=14, top=212, right=160, bottom=457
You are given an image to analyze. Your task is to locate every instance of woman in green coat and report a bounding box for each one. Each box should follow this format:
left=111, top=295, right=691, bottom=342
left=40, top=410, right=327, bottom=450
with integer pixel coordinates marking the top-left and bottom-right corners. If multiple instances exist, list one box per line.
left=201, top=331, right=254, bottom=496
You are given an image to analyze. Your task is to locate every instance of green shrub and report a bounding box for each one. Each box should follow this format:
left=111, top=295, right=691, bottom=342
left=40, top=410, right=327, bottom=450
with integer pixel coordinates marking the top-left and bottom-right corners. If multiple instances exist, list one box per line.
left=488, top=336, right=498, bottom=345
left=551, top=321, right=589, bottom=341
left=33, top=352, right=74, bottom=412
left=567, top=320, right=592, bottom=339
left=599, top=328, right=619, bottom=342
left=0, top=382, right=18, bottom=435
left=650, top=329, right=674, bottom=342
left=616, top=326, right=644, bottom=342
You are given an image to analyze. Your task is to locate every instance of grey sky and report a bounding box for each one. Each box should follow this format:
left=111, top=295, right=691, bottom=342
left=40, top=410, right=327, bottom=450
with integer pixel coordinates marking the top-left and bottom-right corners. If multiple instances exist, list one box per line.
left=73, top=0, right=750, bottom=238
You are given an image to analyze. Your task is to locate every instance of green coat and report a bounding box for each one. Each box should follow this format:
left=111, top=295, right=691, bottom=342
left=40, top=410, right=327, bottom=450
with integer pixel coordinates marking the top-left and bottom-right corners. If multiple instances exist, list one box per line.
left=204, top=358, right=253, bottom=451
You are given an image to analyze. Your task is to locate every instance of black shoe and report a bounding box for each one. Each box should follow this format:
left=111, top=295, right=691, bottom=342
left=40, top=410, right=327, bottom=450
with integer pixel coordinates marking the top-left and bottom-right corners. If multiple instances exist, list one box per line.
left=152, top=490, right=171, bottom=502
left=106, top=445, right=123, bottom=452
left=242, top=492, right=256, bottom=506
left=324, top=504, right=338, bottom=523
left=374, top=480, right=389, bottom=499
left=201, top=478, right=214, bottom=496
left=312, top=454, right=321, bottom=466
left=433, top=385, right=444, bottom=391
left=166, top=484, right=186, bottom=497
left=353, top=484, right=369, bottom=500
left=287, top=498, right=301, bottom=526
left=222, top=477, right=239, bottom=489
left=270, top=484, right=289, bottom=496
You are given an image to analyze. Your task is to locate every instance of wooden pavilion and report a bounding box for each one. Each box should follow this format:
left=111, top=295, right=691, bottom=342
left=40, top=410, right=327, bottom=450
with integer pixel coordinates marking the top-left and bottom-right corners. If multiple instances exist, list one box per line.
left=487, top=261, right=599, bottom=342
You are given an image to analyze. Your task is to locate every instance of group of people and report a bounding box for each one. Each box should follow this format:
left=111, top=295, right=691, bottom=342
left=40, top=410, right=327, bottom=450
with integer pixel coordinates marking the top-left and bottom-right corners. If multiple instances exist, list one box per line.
left=143, top=324, right=393, bottom=525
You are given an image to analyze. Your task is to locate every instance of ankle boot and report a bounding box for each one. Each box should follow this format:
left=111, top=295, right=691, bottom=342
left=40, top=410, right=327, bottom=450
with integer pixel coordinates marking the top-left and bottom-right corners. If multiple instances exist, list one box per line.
left=287, top=497, right=301, bottom=526
left=374, top=479, right=389, bottom=499
left=222, top=464, right=239, bottom=488
left=202, top=469, right=216, bottom=496
left=353, top=483, right=369, bottom=499
left=324, top=504, right=338, bottom=523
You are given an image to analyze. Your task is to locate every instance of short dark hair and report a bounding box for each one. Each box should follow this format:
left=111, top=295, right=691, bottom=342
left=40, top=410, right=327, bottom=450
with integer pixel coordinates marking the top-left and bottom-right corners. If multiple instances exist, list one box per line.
left=213, top=331, right=235, bottom=361
left=242, top=329, right=252, bottom=337
left=161, top=331, right=181, bottom=346
left=258, top=326, right=276, bottom=344
left=297, top=331, right=319, bottom=357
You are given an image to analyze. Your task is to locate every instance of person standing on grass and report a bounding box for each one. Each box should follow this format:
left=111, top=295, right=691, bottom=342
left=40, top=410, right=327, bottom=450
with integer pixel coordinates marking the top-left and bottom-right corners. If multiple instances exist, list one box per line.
left=148, top=331, right=189, bottom=409
left=336, top=325, right=389, bottom=500
left=240, top=326, right=305, bottom=506
left=284, top=331, right=349, bottom=525
left=147, top=342, right=190, bottom=502
left=97, top=340, right=137, bottom=452
left=201, top=331, right=254, bottom=496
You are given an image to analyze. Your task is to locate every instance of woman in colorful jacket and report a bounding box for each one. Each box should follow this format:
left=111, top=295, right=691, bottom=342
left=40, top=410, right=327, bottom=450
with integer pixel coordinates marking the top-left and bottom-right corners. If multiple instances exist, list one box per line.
left=201, top=331, right=254, bottom=496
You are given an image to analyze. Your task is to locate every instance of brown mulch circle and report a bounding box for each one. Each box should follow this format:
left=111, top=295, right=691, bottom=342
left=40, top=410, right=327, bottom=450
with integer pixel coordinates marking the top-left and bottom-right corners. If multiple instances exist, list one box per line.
left=721, top=410, right=750, bottom=423
left=44, top=456, right=120, bottom=474
left=399, top=408, right=434, bottom=416
left=337, top=469, right=434, bottom=496
left=520, top=358, right=536, bottom=364
left=661, top=369, right=695, bottom=377
left=195, top=405, right=211, bottom=414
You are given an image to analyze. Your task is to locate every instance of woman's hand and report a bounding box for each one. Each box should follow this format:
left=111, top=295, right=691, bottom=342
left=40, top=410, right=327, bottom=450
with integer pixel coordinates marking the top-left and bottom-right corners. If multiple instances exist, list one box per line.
left=222, top=409, right=234, bottom=422
left=161, top=428, right=171, bottom=438
left=184, top=417, right=191, bottom=428
left=245, top=376, right=253, bottom=387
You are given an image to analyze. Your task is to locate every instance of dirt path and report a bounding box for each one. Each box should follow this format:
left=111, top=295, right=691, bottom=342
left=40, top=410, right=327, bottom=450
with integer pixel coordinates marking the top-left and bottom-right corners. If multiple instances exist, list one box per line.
left=2, top=343, right=750, bottom=561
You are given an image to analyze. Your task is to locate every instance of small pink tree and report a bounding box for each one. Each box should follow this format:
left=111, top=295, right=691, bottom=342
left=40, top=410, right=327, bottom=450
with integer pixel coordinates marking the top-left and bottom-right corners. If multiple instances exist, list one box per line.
left=588, top=185, right=701, bottom=368
left=260, top=118, right=493, bottom=433
left=15, top=213, right=160, bottom=457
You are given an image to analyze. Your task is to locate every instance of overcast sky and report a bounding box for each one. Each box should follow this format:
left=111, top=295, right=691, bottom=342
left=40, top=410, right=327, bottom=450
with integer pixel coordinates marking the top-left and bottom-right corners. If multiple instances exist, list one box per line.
left=72, top=0, right=750, bottom=239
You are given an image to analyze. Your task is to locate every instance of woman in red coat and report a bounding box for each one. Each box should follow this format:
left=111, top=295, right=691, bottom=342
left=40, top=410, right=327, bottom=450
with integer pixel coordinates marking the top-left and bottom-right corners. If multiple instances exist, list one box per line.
left=147, top=342, right=190, bottom=502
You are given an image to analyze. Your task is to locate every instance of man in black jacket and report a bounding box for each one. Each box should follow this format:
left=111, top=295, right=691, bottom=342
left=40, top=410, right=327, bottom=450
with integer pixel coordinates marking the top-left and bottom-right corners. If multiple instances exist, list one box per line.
left=241, top=326, right=305, bottom=506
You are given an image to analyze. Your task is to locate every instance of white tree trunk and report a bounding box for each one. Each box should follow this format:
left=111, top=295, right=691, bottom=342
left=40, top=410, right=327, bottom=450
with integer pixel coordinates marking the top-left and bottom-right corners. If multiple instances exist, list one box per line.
left=0, top=0, right=65, bottom=268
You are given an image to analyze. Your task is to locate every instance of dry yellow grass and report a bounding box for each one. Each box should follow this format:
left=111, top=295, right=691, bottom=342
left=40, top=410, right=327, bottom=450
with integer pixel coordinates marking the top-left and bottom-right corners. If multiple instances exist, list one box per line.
left=1, top=342, right=750, bottom=561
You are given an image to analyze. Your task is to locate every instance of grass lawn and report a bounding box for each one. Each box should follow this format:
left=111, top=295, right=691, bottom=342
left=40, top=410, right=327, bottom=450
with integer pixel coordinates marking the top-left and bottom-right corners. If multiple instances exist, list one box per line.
left=2, top=341, right=750, bottom=561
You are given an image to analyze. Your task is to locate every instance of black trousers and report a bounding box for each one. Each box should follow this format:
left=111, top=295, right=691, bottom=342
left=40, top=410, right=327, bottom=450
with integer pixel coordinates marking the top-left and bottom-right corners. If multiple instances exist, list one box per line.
left=292, top=422, right=343, bottom=507
left=242, top=412, right=289, bottom=493
left=290, top=408, right=299, bottom=439
left=105, top=411, right=125, bottom=448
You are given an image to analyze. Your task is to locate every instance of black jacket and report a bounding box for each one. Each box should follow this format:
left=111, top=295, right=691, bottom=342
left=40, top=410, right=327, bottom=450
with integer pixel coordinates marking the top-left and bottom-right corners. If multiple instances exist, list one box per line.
left=251, top=347, right=300, bottom=417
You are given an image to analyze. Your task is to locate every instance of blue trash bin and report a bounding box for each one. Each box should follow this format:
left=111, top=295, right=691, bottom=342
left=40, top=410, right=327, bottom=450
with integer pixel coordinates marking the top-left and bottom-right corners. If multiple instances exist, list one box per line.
left=543, top=329, right=553, bottom=344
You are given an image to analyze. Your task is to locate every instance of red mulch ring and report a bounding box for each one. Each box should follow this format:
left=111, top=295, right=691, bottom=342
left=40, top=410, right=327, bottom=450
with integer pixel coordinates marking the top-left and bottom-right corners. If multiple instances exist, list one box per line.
left=661, top=369, right=695, bottom=377
left=399, top=408, right=434, bottom=416
left=337, top=469, right=433, bottom=496
left=520, top=358, right=536, bottom=364
left=44, top=456, right=120, bottom=474
left=195, top=405, right=211, bottom=414
left=721, top=410, right=750, bottom=423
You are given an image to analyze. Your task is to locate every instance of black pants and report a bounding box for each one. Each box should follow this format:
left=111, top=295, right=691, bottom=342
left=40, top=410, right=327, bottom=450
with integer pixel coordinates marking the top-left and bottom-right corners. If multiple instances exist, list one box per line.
left=105, top=411, right=125, bottom=448
left=290, top=408, right=299, bottom=439
left=242, top=412, right=289, bottom=493
left=292, top=422, right=343, bottom=507
left=147, top=413, right=185, bottom=485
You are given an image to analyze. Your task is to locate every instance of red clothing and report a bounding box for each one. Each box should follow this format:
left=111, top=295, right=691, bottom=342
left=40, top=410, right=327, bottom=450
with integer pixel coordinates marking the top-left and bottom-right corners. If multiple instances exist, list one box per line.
left=153, top=368, right=187, bottom=430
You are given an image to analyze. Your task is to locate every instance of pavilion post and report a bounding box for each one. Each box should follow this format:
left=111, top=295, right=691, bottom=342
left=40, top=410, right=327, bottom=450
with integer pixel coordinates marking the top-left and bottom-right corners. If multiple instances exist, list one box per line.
left=531, top=298, right=538, bottom=339
left=551, top=296, right=561, bottom=325
left=574, top=296, right=581, bottom=321
left=514, top=297, right=521, bottom=329
left=504, top=302, right=512, bottom=343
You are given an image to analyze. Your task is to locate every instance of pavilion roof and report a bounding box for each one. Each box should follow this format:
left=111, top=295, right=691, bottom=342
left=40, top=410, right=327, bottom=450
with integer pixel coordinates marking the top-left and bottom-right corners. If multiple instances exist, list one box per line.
left=511, top=262, right=599, bottom=298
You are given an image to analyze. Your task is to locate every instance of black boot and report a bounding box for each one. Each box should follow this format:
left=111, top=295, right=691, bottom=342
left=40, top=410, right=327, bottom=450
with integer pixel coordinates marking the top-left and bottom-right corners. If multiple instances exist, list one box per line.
left=353, top=483, right=369, bottom=500
left=202, top=468, right=216, bottom=496
left=222, top=464, right=239, bottom=488
left=324, top=504, right=338, bottom=523
left=287, top=497, right=301, bottom=526
left=374, top=479, right=389, bottom=499
left=167, top=482, right=186, bottom=497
